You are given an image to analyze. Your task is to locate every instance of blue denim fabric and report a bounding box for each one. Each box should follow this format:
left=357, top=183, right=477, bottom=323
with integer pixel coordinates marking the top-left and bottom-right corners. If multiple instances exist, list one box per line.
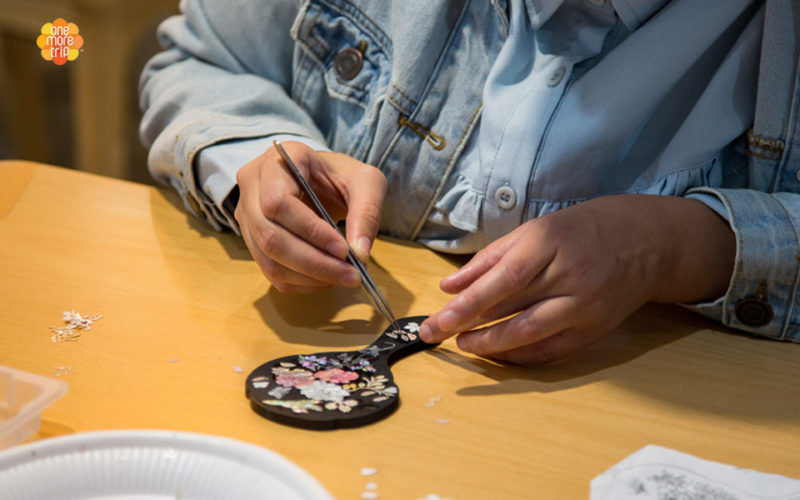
left=140, top=0, right=800, bottom=343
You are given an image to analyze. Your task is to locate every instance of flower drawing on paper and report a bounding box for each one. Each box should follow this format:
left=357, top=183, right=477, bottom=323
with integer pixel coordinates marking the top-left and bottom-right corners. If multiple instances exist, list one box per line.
left=272, top=367, right=314, bottom=388
left=300, top=380, right=350, bottom=402
left=639, top=470, right=740, bottom=500
left=314, top=368, right=359, bottom=384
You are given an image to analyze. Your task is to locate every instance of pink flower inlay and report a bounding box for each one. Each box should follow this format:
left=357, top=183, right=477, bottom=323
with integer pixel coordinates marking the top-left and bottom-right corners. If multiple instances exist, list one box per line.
left=272, top=367, right=314, bottom=388
left=314, top=368, right=359, bottom=384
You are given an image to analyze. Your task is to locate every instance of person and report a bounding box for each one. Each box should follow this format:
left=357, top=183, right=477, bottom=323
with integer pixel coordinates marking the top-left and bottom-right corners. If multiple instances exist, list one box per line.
left=140, top=0, right=800, bottom=364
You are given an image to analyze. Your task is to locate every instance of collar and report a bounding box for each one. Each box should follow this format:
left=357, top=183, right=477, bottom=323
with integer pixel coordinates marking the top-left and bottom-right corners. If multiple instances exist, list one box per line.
left=610, top=0, right=670, bottom=30
left=519, top=0, right=669, bottom=31
left=523, top=0, right=566, bottom=30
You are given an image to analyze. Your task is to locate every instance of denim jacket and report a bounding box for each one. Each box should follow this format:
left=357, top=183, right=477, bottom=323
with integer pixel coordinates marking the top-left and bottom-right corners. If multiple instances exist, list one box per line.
left=140, top=0, right=800, bottom=343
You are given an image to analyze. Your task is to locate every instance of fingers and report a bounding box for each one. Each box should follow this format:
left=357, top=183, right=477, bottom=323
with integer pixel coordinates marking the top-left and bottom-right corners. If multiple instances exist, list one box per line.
left=244, top=216, right=359, bottom=288
left=454, top=296, right=577, bottom=355
left=342, top=164, right=386, bottom=263
left=239, top=213, right=359, bottom=292
left=235, top=150, right=361, bottom=291
left=266, top=194, right=350, bottom=261
left=439, top=286, right=547, bottom=337
left=234, top=141, right=391, bottom=293
left=420, top=234, right=555, bottom=343
left=439, top=230, right=523, bottom=294
left=479, top=325, right=612, bottom=365
left=453, top=293, right=617, bottom=365
left=422, top=197, right=673, bottom=363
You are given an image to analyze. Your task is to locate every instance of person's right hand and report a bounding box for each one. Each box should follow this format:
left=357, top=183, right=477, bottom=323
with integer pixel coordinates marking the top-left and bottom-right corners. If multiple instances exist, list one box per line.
left=235, top=141, right=386, bottom=293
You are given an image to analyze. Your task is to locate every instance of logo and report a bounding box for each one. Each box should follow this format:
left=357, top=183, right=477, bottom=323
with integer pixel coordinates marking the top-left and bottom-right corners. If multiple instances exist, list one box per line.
left=37, top=19, right=84, bottom=65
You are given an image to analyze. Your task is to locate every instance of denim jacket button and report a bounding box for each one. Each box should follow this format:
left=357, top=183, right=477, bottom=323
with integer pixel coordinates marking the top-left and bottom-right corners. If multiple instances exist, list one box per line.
left=495, top=186, right=517, bottom=210
left=734, top=297, right=773, bottom=327
left=547, top=66, right=566, bottom=87
left=794, top=169, right=800, bottom=182
left=333, top=48, right=364, bottom=81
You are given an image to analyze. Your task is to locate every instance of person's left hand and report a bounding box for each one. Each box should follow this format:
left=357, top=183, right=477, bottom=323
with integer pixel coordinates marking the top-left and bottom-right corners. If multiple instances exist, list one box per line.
left=418, top=194, right=736, bottom=365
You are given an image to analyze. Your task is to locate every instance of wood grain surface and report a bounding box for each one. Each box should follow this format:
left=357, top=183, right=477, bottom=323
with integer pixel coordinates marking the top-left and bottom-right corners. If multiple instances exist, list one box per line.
left=1, top=161, right=799, bottom=499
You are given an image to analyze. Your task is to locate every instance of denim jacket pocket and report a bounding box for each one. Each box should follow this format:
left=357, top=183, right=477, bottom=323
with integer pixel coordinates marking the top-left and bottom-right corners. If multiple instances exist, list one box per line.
left=291, top=1, right=391, bottom=111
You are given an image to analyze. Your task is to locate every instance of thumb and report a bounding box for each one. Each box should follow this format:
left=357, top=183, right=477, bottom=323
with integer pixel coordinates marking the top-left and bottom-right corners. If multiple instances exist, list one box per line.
left=344, top=166, right=386, bottom=263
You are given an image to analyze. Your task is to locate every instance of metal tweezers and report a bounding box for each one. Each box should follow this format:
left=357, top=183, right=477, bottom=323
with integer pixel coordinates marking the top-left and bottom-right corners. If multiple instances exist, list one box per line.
left=273, top=141, right=402, bottom=332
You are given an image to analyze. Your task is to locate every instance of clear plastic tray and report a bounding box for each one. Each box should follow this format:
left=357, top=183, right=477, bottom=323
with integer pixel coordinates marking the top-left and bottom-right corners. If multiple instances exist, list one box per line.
left=0, top=366, right=68, bottom=449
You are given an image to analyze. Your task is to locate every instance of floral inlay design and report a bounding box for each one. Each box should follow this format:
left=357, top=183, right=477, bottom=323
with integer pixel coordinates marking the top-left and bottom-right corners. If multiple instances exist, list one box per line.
left=257, top=344, right=401, bottom=415
left=247, top=315, right=433, bottom=428
left=386, top=321, right=420, bottom=341
left=314, top=368, right=360, bottom=384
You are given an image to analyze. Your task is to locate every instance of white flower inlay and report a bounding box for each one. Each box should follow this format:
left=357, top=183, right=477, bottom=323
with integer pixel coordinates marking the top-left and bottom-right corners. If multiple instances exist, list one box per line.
left=403, top=322, right=420, bottom=333
left=299, top=380, right=350, bottom=402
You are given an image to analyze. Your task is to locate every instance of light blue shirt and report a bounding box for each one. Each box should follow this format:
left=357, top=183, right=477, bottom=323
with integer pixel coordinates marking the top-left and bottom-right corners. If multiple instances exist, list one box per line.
left=198, top=0, right=759, bottom=255
left=140, top=0, right=800, bottom=344
left=423, top=0, right=761, bottom=252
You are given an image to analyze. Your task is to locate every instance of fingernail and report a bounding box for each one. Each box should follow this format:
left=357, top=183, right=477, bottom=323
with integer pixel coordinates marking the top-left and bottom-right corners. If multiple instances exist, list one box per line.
left=438, top=310, right=461, bottom=331
left=456, top=334, right=470, bottom=352
left=440, top=270, right=464, bottom=291
left=419, top=323, right=433, bottom=342
left=443, top=269, right=461, bottom=281
left=340, top=269, right=360, bottom=287
left=327, top=240, right=348, bottom=260
left=354, top=236, right=372, bottom=262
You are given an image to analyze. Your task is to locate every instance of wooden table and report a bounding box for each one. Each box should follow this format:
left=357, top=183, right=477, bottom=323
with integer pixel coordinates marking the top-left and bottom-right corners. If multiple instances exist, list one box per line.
left=1, top=160, right=799, bottom=499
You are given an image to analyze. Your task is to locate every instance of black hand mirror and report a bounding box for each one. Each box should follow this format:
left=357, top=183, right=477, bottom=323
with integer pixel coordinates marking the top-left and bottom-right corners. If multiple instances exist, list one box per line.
left=246, top=316, right=437, bottom=430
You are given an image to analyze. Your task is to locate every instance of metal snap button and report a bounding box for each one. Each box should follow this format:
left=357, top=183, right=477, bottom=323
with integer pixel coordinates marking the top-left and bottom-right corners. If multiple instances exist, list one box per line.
left=333, top=47, right=363, bottom=81
left=495, top=186, right=517, bottom=210
left=795, top=169, right=800, bottom=183
left=547, top=66, right=566, bottom=87
left=734, top=297, right=773, bottom=327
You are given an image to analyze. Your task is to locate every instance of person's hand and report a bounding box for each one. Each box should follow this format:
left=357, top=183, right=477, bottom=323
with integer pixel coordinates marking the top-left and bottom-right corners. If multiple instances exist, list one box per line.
left=419, top=194, right=736, bottom=364
left=235, top=141, right=386, bottom=293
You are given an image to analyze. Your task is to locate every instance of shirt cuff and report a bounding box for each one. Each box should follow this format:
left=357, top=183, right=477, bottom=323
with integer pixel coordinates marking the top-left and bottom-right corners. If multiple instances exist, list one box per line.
left=684, top=191, right=730, bottom=221
left=682, top=187, right=800, bottom=342
left=194, top=134, right=330, bottom=233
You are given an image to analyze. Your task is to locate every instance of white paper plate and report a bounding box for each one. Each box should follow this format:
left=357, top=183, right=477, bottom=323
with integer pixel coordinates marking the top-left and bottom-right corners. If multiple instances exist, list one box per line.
left=0, top=430, right=333, bottom=500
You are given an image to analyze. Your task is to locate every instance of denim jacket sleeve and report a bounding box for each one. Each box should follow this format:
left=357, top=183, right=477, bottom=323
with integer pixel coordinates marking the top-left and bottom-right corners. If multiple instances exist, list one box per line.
left=138, top=0, right=327, bottom=229
left=194, top=134, right=330, bottom=232
left=682, top=0, right=800, bottom=343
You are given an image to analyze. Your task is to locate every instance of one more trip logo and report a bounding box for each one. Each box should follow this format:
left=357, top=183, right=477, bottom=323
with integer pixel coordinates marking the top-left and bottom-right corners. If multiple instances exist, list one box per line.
left=37, top=19, right=84, bottom=65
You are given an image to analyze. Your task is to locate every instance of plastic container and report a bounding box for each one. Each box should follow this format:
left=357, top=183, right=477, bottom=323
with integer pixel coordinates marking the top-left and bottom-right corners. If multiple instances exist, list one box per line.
left=0, top=366, right=68, bottom=449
